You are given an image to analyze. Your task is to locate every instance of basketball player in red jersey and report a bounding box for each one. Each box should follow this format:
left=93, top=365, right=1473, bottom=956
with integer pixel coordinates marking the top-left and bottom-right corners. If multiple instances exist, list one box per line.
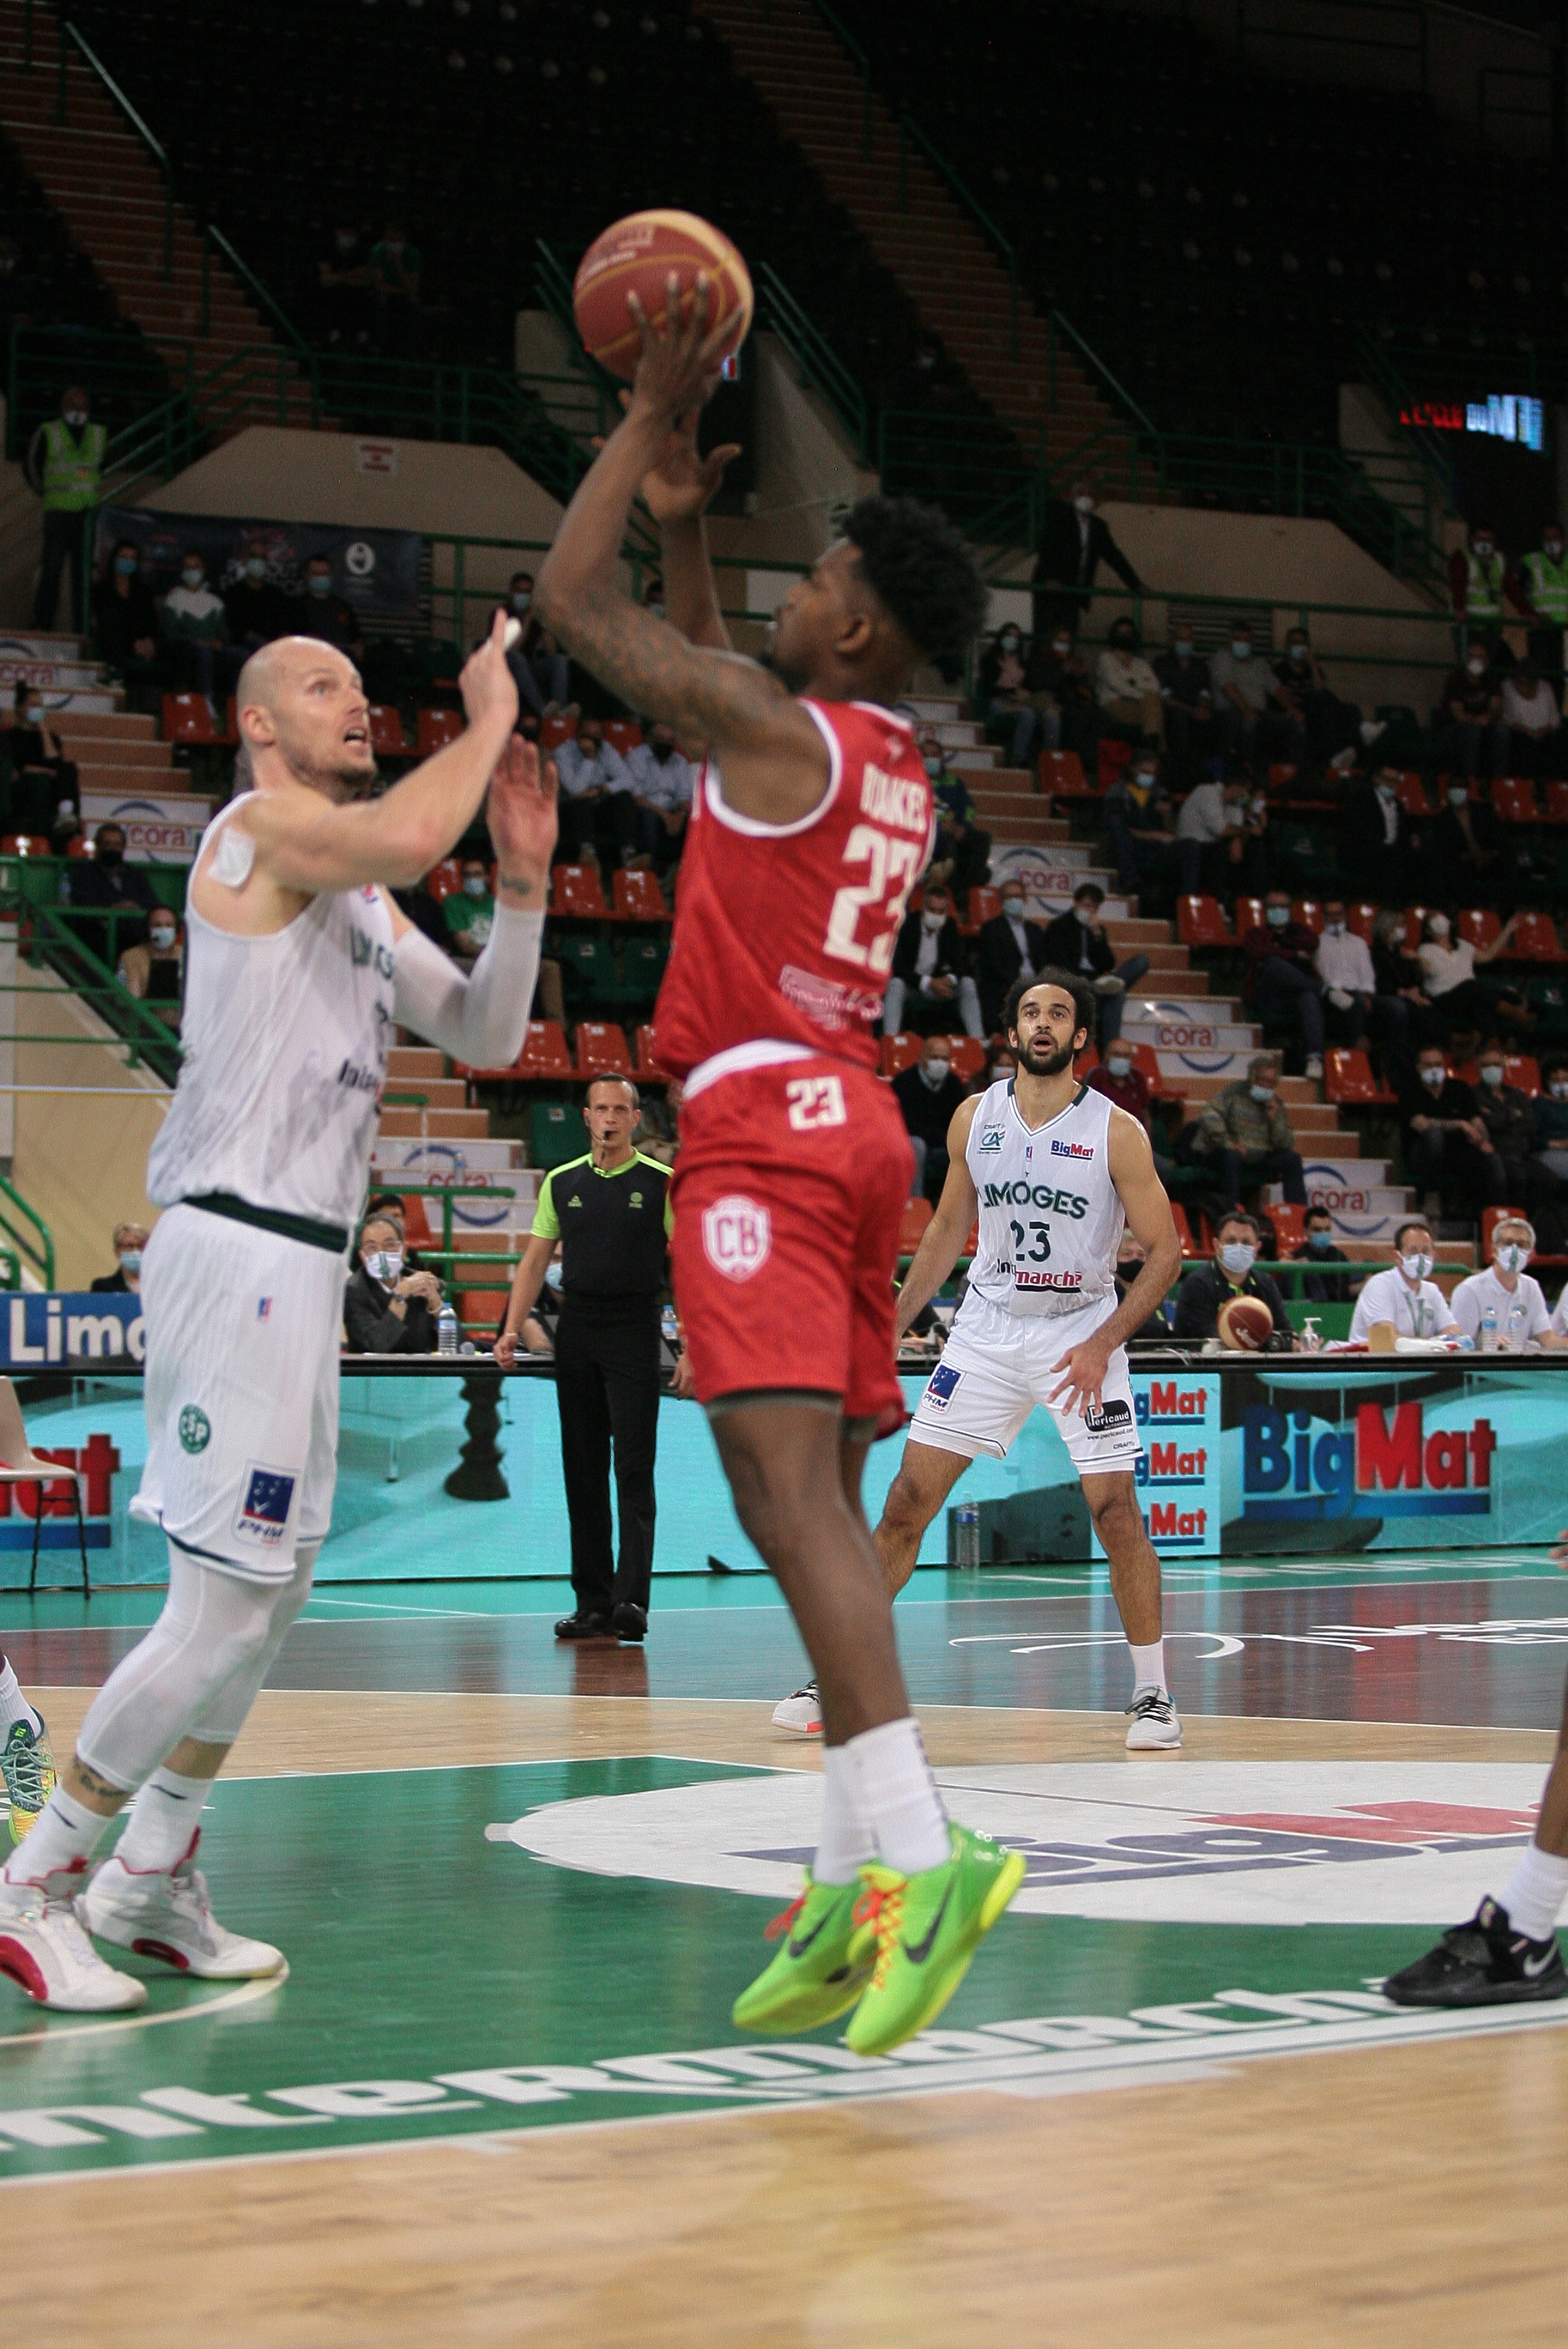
left=535, top=281, right=1023, bottom=2055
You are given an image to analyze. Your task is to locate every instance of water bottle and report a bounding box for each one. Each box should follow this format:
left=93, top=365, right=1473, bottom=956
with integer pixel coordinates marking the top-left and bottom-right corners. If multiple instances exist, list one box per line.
left=1479, top=1299, right=1498, bottom=1354
left=1506, top=1298, right=1529, bottom=1353
left=954, top=1502, right=982, bottom=1570
left=437, top=1302, right=459, bottom=1357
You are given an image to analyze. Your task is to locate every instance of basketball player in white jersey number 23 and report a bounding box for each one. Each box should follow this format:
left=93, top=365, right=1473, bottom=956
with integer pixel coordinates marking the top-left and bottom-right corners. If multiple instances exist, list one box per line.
left=782, top=970, right=1186, bottom=1749
left=0, top=615, right=555, bottom=2011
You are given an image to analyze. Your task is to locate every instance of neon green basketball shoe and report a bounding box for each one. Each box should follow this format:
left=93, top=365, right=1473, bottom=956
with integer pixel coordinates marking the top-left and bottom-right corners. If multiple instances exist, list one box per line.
left=845, top=1821, right=1025, bottom=2058
left=2, top=1713, right=57, bottom=1845
left=731, top=1873, right=874, bottom=2036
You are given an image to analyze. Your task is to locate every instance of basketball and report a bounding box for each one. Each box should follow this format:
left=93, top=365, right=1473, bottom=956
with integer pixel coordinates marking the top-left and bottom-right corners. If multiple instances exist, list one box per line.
left=572, top=209, right=754, bottom=381
left=1218, top=1293, right=1275, bottom=1352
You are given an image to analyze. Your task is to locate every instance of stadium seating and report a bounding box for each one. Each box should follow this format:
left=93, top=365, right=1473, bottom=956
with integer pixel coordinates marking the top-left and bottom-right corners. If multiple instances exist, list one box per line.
left=425, top=858, right=460, bottom=901
left=368, top=706, right=412, bottom=758
left=881, top=1033, right=923, bottom=1079
left=1510, top=913, right=1566, bottom=963
left=416, top=709, right=464, bottom=758
left=602, top=721, right=642, bottom=758
left=557, top=935, right=613, bottom=1001
left=1460, top=910, right=1501, bottom=952
left=1493, top=778, right=1539, bottom=826
left=1267, top=1203, right=1309, bottom=1254
left=528, top=1100, right=582, bottom=1171
left=1545, top=783, right=1568, bottom=826
left=574, top=1022, right=633, bottom=1079
left=516, top=1022, right=574, bottom=1081
left=1291, top=900, right=1323, bottom=934
left=1169, top=1203, right=1201, bottom=1260
left=613, top=870, right=669, bottom=921
left=964, top=886, right=1000, bottom=934
left=1234, top=898, right=1265, bottom=938
left=0, top=837, right=50, bottom=857
left=633, top=1025, right=673, bottom=1080
left=945, top=1037, right=987, bottom=1084
left=1506, top=1056, right=1542, bottom=1094
left=551, top=866, right=611, bottom=919
left=1393, top=773, right=1431, bottom=817
left=898, top=1199, right=933, bottom=1255
left=1177, top=895, right=1230, bottom=948
left=1324, top=1049, right=1396, bottom=1107
left=1039, top=751, right=1090, bottom=800
left=161, top=692, right=236, bottom=747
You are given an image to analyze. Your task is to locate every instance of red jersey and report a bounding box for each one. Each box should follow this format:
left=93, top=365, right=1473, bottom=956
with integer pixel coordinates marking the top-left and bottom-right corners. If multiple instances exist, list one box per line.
left=652, top=699, right=934, bottom=1080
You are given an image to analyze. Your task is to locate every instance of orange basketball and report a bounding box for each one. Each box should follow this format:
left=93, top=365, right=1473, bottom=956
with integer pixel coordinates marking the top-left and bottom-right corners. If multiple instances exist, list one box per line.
left=572, top=209, right=753, bottom=381
left=1218, top=1294, right=1275, bottom=1353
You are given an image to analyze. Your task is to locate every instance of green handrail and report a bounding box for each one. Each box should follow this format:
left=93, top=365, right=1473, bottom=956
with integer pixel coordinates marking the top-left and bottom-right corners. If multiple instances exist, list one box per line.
left=0, top=1176, right=54, bottom=1293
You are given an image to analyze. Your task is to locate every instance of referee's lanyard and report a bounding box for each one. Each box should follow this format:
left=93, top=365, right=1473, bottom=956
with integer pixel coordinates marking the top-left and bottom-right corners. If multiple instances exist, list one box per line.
left=1406, top=1285, right=1430, bottom=1337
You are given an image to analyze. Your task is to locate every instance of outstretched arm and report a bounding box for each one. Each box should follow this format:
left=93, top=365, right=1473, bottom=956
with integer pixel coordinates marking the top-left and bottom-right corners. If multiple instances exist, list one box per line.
left=535, top=278, right=824, bottom=823
left=894, top=1099, right=982, bottom=1336
left=1048, top=1109, right=1181, bottom=1416
left=636, top=398, right=740, bottom=653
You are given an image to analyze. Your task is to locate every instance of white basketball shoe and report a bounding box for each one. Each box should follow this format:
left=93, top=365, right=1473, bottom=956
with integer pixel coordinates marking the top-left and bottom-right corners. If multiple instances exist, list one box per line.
left=1125, top=1687, right=1183, bottom=1750
left=771, top=1679, right=823, bottom=1736
left=82, top=1839, right=285, bottom=1980
left=0, top=1862, right=146, bottom=2011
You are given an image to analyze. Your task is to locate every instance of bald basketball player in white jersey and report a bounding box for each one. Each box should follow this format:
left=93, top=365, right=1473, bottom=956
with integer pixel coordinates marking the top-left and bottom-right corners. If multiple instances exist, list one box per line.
left=776, top=969, right=1184, bottom=1747
left=0, top=617, right=555, bottom=2011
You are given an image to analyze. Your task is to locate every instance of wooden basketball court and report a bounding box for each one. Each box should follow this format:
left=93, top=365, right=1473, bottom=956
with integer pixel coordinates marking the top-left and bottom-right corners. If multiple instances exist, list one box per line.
left=10, top=1556, right=1568, bottom=2345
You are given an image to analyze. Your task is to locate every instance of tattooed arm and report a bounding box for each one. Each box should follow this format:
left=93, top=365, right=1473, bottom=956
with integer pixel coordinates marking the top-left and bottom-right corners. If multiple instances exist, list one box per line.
left=637, top=401, right=740, bottom=655
left=535, top=285, right=827, bottom=825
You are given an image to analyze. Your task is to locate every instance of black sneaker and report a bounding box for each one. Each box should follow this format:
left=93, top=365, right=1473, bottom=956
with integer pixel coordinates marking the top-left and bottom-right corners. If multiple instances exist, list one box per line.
left=1383, top=1897, right=1568, bottom=2008
left=553, top=1610, right=612, bottom=1641
left=609, top=1602, right=648, bottom=1643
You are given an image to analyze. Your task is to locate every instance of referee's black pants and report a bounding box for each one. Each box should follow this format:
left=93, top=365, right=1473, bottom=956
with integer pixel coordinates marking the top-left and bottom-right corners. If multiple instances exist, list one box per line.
left=554, top=1302, right=661, bottom=1616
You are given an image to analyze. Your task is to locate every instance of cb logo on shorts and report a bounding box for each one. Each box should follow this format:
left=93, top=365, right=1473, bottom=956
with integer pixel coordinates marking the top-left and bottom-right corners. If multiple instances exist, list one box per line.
left=702, top=1195, right=772, bottom=1283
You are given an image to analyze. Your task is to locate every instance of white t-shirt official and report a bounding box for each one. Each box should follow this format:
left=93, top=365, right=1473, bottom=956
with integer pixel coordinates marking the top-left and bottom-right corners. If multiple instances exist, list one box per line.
left=1451, top=1266, right=1551, bottom=1346
left=1349, top=1267, right=1458, bottom=1343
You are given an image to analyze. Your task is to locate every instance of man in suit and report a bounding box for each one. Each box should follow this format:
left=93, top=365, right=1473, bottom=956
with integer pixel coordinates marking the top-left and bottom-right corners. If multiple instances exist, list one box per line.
left=1041, top=878, right=1151, bottom=1047
left=882, top=880, right=985, bottom=1039
left=1030, top=481, right=1143, bottom=641
left=892, top=1036, right=970, bottom=1199
left=976, top=876, right=1051, bottom=1031
left=1340, top=764, right=1416, bottom=903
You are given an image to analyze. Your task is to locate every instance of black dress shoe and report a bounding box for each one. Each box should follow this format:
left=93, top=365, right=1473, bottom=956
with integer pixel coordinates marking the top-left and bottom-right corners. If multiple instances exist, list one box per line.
left=609, top=1601, right=648, bottom=1643
left=554, top=1609, right=611, bottom=1641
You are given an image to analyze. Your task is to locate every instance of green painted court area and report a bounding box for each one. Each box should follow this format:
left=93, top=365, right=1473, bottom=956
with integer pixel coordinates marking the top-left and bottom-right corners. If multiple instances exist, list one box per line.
left=5, top=1756, right=1565, bottom=2183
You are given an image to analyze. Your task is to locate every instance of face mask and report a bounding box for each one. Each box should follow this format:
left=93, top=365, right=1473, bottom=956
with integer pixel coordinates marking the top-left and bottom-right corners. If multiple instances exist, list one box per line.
left=1552, top=1080, right=1568, bottom=1101
left=512, top=591, right=530, bottom=612
left=1420, top=1066, right=1445, bottom=1090
left=1265, top=906, right=1289, bottom=928
left=246, top=558, right=266, bottom=580
left=1548, top=542, right=1564, bottom=558
left=97, top=845, right=123, bottom=868
left=150, top=926, right=176, bottom=951
left=462, top=876, right=487, bottom=898
left=1134, top=770, right=1157, bottom=792
left=1107, top=1055, right=1132, bottom=1078
left=1401, top=1251, right=1434, bottom=1281
left=921, top=909, right=946, bottom=933
left=1496, top=1243, right=1529, bottom=1275
left=1230, top=640, right=1251, bottom=659
left=1073, top=904, right=1094, bottom=926
left=1467, top=658, right=1486, bottom=677
left=1448, top=787, right=1469, bottom=808
left=366, top=1249, right=403, bottom=1285
left=923, top=754, right=941, bottom=776
left=115, top=555, right=137, bottom=577
left=1475, top=542, right=1493, bottom=558
left=1002, top=898, right=1025, bottom=919
left=922, top=1059, right=950, bottom=1086
left=1000, top=634, right=1019, bottom=653
left=1219, top=1242, right=1255, bottom=1278
left=1290, top=643, right=1308, bottom=662
left=64, top=409, right=87, bottom=428
left=308, top=574, right=331, bottom=597
left=1249, top=1084, right=1275, bottom=1106
left=181, top=568, right=203, bottom=590
left=1480, top=1063, right=1504, bottom=1088
left=1376, top=782, right=1395, bottom=802
left=117, top=1250, right=142, bottom=1274
left=1075, top=496, right=1094, bottom=515
left=1429, top=917, right=1450, bottom=940
left=1306, top=1231, right=1333, bottom=1252
left=543, top=1261, right=564, bottom=1290
left=1052, top=641, right=1071, bottom=658
left=1325, top=919, right=1345, bottom=936
left=1174, top=639, right=1193, bottom=657
left=385, top=241, right=406, bottom=258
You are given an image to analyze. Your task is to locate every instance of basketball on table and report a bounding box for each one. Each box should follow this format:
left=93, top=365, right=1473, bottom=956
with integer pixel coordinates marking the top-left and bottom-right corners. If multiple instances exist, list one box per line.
left=1218, top=1294, right=1275, bottom=1352
left=573, top=210, right=753, bottom=381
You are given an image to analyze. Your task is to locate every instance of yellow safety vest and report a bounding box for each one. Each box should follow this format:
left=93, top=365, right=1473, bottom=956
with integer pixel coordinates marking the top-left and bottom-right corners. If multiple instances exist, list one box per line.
left=39, top=416, right=106, bottom=511
left=1523, top=548, right=1568, bottom=624
left=1462, top=547, right=1505, bottom=620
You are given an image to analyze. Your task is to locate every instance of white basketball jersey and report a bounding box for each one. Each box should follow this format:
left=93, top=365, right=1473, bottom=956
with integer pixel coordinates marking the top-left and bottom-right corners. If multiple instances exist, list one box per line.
left=148, top=799, right=395, bottom=1228
left=962, top=1078, right=1124, bottom=1322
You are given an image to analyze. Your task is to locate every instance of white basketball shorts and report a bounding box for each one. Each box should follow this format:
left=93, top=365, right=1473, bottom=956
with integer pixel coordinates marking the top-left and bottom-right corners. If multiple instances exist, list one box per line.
left=130, top=1203, right=345, bottom=1581
left=907, top=1293, right=1142, bottom=1476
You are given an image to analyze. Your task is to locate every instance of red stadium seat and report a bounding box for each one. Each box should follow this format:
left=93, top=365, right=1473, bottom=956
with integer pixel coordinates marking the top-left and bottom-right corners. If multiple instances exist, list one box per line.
left=368, top=705, right=411, bottom=758
left=613, top=869, right=669, bottom=920
left=1267, top=763, right=1299, bottom=798
left=881, top=1031, right=922, bottom=1078
left=551, top=864, right=610, bottom=918
left=1505, top=1054, right=1542, bottom=1094
left=1346, top=903, right=1377, bottom=942
left=898, top=1198, right=933, bottom=1255
left=634, top=1023, right=672, bottom=1080
left=1481, top=1206, right=1532, bottom=1259
left=0, top=835, right=49, bottom=857
left=602, top=720, right=642, bottom=758
left=1124, top=1041, right=1181, bottom=1102
left=1545, top=781, right=1568, bottom=826
left=1292, top=899, right=1324, bottom=933
left=1459, top=908, right=1501, bottom=952
left=66, top=832, right=95, bottom=857
left=1492, top=776, right=1538, bottom=825
left=1394, top=772, right=1431, bottom=817
left=425, top=857, right=461, bottom=901
left=961, top=1222, right=979, bottom=1259
left=1510, top=911, right=1566, bottom=963
left=1267, top=1202, right=1308, bottom=1253
left=161, top=692, right=219, bottom=745
left=945, top=1037, right=987, bottom=1084
left=1323, top=1049, right=1395, bottom=1106
left=1402, top=907, right=1429, bottom=950
left=1097, top=737, right=1133, bottom=792
left=1176, top=894, right=1229, bottom=947
left=1039, top=749, right=1090, bottom=798
left=397, top=1195, right=435, bottom=1248
left=517, top=1021, right=574, bottom=1081
left=966, top=885, right=1000, bottom=931
left=1168, top=1203, right=1201, bottom=1260
left=416, top=708, right=464, bottom=757
left=540, top=715, right=574, bottom=752
left=1234, top=896, right=1265, bottom=938
left=574, top=1022, right=633, bottom=1079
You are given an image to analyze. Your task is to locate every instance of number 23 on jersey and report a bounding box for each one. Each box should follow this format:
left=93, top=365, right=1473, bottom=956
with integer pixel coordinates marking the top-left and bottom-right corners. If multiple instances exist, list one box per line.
left=823, top=825, right=925, bottom=975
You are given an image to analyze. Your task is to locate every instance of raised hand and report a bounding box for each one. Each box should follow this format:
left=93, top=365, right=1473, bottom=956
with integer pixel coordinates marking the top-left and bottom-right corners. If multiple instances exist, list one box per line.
left=486, top=733, right=558, bottom=906
left=638, top=400, right=742, bottom=528
left=626, top=270, right=736, bottom=428
left=459, top=608, right=521, bottom=738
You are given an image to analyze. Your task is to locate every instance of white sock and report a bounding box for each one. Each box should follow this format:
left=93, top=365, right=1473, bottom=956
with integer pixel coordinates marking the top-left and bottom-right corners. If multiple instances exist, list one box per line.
left=114, top=1767, right=211, bottom=1875
left=0, top=1657, right=42, bottom=1740
left=1500, top=1843, right=1568, bottom=1942
left=2, top=1784, right=115, bottom=1886
left=814, top=1744, right=876, bottom=1885
left=845, top=1717, right=950, bottom=1877
left=1129, top=1640, right=1168, bottom=1697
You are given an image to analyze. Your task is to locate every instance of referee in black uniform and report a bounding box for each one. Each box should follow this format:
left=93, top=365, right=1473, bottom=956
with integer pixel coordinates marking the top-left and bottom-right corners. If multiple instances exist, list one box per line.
left=496, top=1077, right=674, bottom=1643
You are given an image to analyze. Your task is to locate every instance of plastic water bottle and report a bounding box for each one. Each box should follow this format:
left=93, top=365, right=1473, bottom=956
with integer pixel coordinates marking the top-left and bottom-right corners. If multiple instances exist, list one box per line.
left=1479, top=1299, right=1498, bottom=1354
left=437, top=1302, right=459, bottom=1357
left=954, top=1502, right=982, bottom=1570
left=1506, top=1298, right=1529, bottom=1352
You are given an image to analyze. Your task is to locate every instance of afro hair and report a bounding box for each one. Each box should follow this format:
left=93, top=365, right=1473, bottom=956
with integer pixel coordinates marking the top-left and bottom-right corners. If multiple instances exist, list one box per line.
left=842, top=495, right=989, bottom=667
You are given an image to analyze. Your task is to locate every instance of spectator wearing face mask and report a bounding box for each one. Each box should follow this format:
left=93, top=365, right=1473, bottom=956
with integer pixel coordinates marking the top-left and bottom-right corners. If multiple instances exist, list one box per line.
left=91, top=1221, right=151, bottom=1296
left=1153, top=627, right=1214, bottom=784
left=1341, top=764, right=1417, bottom=904
left=1470, top=1044, right=1565, bottom=1243
left=117, top=909, right=184, bottom=1025
left=1448, top=522, right=1521, bottom=646
left=1173, top=1211, right=1293, bottom=1347
left=977, top=879, right=1050, bottom=1032
left=1435, top=643, right=1507, bottom=782
left=1534, top=1057, right=1568, bottom=1181
left=1041, top=879, right=1152, bottom=1046
left=1500, top=662, right=1566, bottom=781
left=1028, top=481, right=1142, bottom=641
left=1023, top=628, right=1094, bottom=762
left=1245, top=888, right=1326, bottom=1078
left=27, top=385, right=104, bottom=631
left=976, top=624, right=1035, bottom=764
left=883, top=882, right=984, bottom=1040
left=1189, top=1054, right=1306, bottom=1206
left=1314, top=896, right=1388, bottom=1059
left=555, top=720, right=641, bottom=871
left=443, top=854, right=496, bottom=970
left=498, top=571, right=572, bottom=719
left=1349, top=1221, right=1458, bottom=1346
left=1175, top=772, right=1262, bottom=901
left=1095, top=620, right=1165, bottom=746
left=1089, top=1042, right=1176, bottom=1186
left=1101, top=752, right=1175, bottom=904
left=1427, top=776, right=1511, bottom=911
left=625, top=722, right=696, bottom=873
left=1417, top=910, right=1516, bottom=1047
left=1209, top=622, right=1277, bottom=767
left=222, top=539, right=291, bottom=652
left=297, top=555, right=364, bottom=663
left=93, top=540, right=160, bottom=707
left=1452, top=1217, right=1565, bottom=1350
left=1521, top=523, right=1568, bottom=683
left=919, top=738, right=992, bottom=903
left=159, top=551, right=242, bottom=707
left=2, top=683, right=78, bottom=839
left=1399, top=1045, right=1506, bottom=1221
left=343, top=1213, right=445, bottom=1354
left=1271, top=628, right=1360, bottom=767
left=1292, top=1206, right=1358, bottom=1305
left=892, top=1035, right=969, bottom=1200
left=65, top=821, right=157, bottom=965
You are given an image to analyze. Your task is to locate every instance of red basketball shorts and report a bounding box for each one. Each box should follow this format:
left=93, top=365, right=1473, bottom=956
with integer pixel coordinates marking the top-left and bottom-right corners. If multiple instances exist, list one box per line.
left=670, top=1056, right=913, bottom=1429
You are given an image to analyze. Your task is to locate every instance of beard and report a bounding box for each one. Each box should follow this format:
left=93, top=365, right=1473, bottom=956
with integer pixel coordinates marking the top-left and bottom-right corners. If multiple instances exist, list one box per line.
left=758, top=638, right=811, bottom=696
left=1014, top=1033, right=1078, bottom=1077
